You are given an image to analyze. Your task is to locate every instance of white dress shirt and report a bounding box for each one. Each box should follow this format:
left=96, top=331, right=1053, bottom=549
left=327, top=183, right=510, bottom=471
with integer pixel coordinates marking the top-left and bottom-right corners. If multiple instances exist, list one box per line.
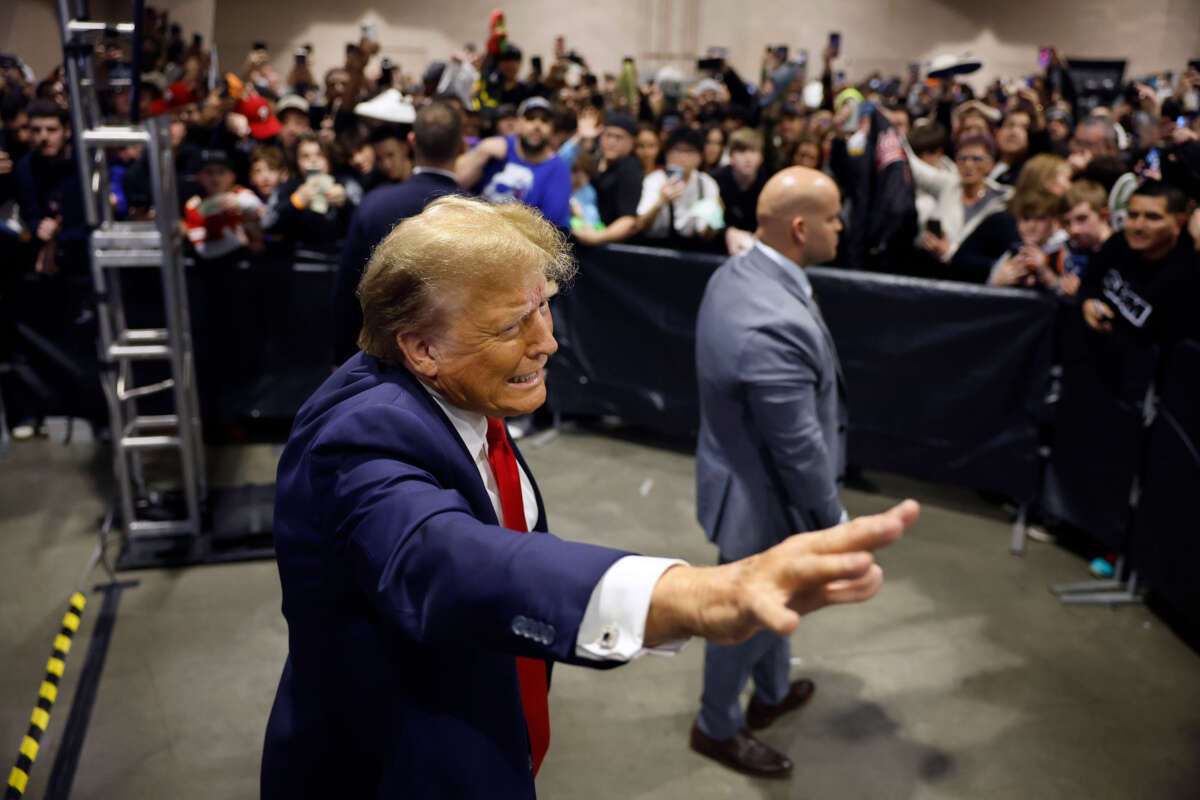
left=422, top=386, right=687, bottom=661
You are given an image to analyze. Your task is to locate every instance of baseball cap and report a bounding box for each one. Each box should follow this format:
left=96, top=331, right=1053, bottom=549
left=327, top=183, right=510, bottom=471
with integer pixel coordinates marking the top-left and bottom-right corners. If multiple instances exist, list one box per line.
left=604, top=111, right=637, bottom=136
left=191, top=147, right=235, bottom=172
left=148, top=80, right=197, bottom=115
left=275, top=93, right=311, bottom=117
left=236, top=95, right=282, bottom=140
left=517, top=96, right=552, bottom=117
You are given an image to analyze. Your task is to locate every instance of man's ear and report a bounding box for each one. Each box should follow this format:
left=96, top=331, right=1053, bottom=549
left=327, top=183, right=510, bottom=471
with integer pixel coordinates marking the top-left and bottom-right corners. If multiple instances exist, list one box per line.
left=791, top=215, right=807, bottom=249
left=396, top=330, right=439, bottom=378
left=407, top=130, right=417, bottom=153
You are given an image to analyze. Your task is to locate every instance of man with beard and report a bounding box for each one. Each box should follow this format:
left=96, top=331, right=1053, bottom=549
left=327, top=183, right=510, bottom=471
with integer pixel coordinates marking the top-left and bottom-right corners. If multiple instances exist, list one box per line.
left=456, top=96, right=570, bottom=227
left=1080, top=180, right=1200, bottom=346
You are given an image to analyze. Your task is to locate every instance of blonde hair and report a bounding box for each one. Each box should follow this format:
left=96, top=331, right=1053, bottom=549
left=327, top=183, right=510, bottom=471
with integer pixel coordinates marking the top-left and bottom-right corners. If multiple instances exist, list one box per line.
left=1014, top=154, right=1069, bottom=199
left=356, top=195, right=576, bottom=362
left=1065, top=180, right=1107, bottom=215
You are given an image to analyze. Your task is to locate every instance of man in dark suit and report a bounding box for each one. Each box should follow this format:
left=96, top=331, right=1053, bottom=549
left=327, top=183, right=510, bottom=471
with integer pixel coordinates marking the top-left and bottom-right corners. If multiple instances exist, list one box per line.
left=332, top=100, right=466, bottom=366
left=691, top=167, right=851, bottom=778
left=262, top=193, right=917, bottom=798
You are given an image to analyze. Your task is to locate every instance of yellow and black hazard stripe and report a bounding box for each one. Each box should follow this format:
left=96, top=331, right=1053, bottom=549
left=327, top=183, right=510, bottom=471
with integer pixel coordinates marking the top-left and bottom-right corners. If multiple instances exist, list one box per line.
left=5, top=593, right=86, bottom=800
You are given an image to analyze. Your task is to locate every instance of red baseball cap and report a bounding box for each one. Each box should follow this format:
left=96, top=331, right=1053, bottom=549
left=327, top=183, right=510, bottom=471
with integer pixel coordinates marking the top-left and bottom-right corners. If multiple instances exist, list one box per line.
left=237, top=95, right=282, bottom=140
left=149, top=80, right=197, bottom=115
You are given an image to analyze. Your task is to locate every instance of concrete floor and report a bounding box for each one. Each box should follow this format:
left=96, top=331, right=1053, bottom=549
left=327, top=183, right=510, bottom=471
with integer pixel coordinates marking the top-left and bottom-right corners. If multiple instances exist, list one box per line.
left=2, top=424, right=1199, bottom=799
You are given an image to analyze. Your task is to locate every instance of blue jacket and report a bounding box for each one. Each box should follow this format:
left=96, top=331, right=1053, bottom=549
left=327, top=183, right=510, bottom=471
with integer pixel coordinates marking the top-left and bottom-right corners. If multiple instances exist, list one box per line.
left=261, top=352, right=629, bottom=798
left=332, top=171, right=464, bottom=364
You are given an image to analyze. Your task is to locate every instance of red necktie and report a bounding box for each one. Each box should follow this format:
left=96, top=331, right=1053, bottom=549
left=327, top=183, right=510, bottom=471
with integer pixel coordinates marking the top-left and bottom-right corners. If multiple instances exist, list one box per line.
left=485, top=417, right=551, bottom=775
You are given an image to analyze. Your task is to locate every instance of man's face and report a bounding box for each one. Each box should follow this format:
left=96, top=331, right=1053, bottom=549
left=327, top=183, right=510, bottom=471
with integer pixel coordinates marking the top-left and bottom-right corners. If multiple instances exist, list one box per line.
left=350, top=143, right=375, bottom=175
left=249, top=160, right=284, bottom=197
left=325, top=70, right=349, bottom=101
left=197, top=163, right=235, bottom=196
left=517, top=109, right=551, bottom=152
left=279, top=110, right=312, bottom=149
left=600, top=127, right=634, bottom=162
left=426, top=269, right=557, bottom=418
left=729, top=147, right=763, bottom=181
left=1124, top=195, right=1182, bottom=259
left=1070, top=123, right=1113, bottom=159
left=30, top=115, right=67, bottom=159
left=7, top=111, right=30, bottom=146
left=497, top=57, right=521, bottom=82
left=665, top=143, right=702, bottom=175
left=802, top=182, right=843, bottom=265
left=1047, top=118, right=1070, bottom=142
left=996, top=112, right=1030, bottom=157
left=496, top=115, right=519, bottom=137
left=373, top=137, right=411, bottom=182
left=1064, top=202, right=1109, bottom=251
left=778, top=114, right=804, bottom=142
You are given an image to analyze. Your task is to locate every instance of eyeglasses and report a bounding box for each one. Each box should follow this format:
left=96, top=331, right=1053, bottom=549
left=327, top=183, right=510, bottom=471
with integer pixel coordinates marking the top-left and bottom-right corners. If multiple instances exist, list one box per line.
left=956, top=153, right=990, bottom=164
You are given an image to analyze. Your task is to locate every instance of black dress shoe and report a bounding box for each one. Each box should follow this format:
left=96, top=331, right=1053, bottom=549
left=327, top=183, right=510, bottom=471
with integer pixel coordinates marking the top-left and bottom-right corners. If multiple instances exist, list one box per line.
left=689, top=721, right=793, bottom=778
left=745, top=678, right=816, bottom=731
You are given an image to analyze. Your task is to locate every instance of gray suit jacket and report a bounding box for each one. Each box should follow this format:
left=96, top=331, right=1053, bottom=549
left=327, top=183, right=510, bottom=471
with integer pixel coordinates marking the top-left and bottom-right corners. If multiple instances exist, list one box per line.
left=695, top=244, right=848, bottom=561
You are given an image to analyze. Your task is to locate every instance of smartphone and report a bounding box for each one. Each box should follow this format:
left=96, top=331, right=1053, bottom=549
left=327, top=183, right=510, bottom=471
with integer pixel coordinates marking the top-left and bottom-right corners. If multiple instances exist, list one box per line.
left=666, top=165, right=685, bottom=180
left=828, top=32, right=841, bottom=57
left=1144, top=147, right=1161, bottom=175
left=1178, top=116, right=1188, bottom=128
left=531, top=55, right=543, bottom=73
left=582, top=73, right=597, bottom=88
left=360, top=22, right=378, bottom=43
left=294, top=49, right=307, bottom=66
left=661, top=114, right=680, bottom=132
left=252, top=41, right=267, bottom=52
left=926, top=219, right=944, bottom=238
left=698, top=57, right=724, bottom=72
left=1038, top=46, right=1051, bottom=68
left=554, top=36, right=565, bottom=59
left=192, top=33, right=202, bottom=46
left=909, top=62, right=920, bottom=78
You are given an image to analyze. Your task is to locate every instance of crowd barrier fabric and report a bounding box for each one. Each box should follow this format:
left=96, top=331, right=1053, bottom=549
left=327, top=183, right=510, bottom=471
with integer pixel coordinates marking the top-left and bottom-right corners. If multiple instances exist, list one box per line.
left=549, top=244, right=1057, bottom=502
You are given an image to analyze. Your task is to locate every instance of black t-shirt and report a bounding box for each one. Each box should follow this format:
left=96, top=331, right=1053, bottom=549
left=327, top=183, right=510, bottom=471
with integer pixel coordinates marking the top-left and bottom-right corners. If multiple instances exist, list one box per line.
left=711, top=164, right=767, bottom=233
left=1081, top=232, right=1200, bottom=346
left=592, top=155, right=643, bottom=225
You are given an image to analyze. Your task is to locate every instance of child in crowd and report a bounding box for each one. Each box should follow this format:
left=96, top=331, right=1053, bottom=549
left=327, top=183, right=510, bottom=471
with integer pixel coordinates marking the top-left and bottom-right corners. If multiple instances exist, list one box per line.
left=1059, top=180, right=1114, bottom=297
left=568, top=149, right=602, bottom=231
left=988, top=190, right=1069, bottom=290
left=183, top=147, right=263, bottom=260
left=272, top=132, right=357, bottom=255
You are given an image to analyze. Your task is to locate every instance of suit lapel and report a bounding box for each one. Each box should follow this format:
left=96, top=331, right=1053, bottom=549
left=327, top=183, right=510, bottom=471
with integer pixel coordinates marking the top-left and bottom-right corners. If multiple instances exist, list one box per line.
left=745, top=247, right=848, bottom=393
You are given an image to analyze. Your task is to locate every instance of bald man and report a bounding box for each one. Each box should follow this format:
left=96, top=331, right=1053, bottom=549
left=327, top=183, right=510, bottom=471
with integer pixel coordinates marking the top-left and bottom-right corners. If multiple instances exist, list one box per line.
left=690, top=168, right=850, bottom=778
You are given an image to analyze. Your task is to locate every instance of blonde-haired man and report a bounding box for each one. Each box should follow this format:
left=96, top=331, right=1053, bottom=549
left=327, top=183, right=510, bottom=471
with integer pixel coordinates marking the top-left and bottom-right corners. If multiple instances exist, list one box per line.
left=263, top=195, right=918, bottom=798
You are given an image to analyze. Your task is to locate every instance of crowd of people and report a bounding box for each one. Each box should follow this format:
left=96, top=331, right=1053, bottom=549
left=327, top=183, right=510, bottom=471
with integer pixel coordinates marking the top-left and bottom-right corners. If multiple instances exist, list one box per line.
left=2, top=7, right=1200, bottom=438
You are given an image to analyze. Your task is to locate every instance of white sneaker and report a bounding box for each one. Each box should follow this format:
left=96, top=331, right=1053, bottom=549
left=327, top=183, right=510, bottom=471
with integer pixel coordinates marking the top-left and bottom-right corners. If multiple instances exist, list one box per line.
left=1026, top=524, right=1057, bottom=544
left=11, top=424, right=35, bottom=440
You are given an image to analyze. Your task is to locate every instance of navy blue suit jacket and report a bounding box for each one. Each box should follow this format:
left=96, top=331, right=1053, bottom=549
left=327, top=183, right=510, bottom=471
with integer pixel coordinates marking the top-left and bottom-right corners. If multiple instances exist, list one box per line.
left=262, top=352, right=629, bottom=798
left=332, top=171, right=464, bottom=365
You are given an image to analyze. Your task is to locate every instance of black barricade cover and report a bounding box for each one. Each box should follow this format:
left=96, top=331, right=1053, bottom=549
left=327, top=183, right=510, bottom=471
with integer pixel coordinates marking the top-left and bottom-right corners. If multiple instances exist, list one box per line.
left=550, top=244, right=1056, bottom=501
left=1132, top=339, right=1200, bottom=626
left=808, top=268, right=1054, bottom=501
left=1040, top=318, right=1156, bottom=550
left=549, top=244, right=724, bottom=435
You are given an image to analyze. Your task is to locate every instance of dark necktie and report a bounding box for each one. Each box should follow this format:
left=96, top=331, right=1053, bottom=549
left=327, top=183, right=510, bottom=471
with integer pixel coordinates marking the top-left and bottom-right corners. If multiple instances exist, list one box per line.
left=485, top=418, right=551, bottom=775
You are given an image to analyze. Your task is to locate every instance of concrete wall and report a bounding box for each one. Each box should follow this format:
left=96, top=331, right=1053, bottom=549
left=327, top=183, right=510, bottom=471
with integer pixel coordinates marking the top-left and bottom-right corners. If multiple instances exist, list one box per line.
left=4, top=0, right=1197, bottom=91
left=211, top=0, right=1200, bottom=92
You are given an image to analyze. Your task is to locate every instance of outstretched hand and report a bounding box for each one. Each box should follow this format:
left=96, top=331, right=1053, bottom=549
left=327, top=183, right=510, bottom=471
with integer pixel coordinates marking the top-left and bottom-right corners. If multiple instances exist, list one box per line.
left=646, top=500, right=919, bottom=647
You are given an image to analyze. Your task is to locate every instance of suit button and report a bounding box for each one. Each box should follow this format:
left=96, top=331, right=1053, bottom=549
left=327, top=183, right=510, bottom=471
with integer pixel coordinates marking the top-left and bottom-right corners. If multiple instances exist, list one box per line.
left=838, top=424, right=846, bottom=433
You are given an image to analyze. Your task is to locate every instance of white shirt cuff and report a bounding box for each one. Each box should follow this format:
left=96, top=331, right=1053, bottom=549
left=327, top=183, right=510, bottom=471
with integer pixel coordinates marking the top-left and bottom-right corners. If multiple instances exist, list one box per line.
left=575, top=556, right=690, bottom=662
